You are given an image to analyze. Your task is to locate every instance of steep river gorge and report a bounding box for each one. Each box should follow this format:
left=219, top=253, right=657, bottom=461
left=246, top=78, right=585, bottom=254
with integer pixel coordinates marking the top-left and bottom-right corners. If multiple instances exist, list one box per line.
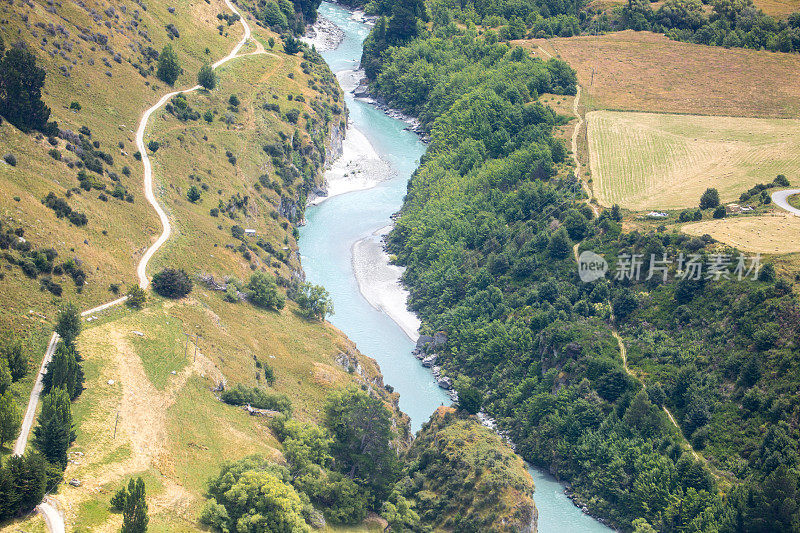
left=298, top=3, right=613, bottom=531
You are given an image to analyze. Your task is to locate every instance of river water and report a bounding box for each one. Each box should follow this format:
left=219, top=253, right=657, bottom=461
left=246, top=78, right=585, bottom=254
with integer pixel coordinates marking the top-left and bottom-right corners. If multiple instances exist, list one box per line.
left=298, top=3, right=613, bottom=531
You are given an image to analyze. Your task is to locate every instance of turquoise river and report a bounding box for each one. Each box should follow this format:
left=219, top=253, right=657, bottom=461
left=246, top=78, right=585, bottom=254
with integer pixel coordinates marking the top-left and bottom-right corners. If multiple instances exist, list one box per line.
left=298, top=3, right=613, bottom=531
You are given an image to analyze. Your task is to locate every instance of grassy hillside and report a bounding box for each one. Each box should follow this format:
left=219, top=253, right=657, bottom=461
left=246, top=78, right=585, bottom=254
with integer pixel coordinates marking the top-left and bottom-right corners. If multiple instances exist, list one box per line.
left=0, top=0, right=244, bottom=323
left=0, top=0, right=344, bottom=436
left=37, top=290, right=392, bottom=531
left=0, top=0, right=407, bottom=531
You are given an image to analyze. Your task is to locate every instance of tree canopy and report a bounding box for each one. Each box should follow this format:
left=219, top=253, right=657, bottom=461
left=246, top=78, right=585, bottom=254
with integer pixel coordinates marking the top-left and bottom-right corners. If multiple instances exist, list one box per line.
left=0, top=45, right=57, bottom=134
left=156, top=44, right=181, bottom=85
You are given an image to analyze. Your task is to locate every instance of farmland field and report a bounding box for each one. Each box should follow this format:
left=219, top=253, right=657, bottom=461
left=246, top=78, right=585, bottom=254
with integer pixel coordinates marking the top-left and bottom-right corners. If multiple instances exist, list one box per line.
left=582, top=0, right=798, bottom=17
left=523, top=31, right=800, bottom=118
left=587, top=110, right=800, bottom=210
left=682, top=214, right=800, bottom=254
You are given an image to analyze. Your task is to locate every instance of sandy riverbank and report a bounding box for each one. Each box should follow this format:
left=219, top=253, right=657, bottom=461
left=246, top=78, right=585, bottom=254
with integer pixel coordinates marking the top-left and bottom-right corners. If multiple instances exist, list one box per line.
left=352, top=226, right=421, bottom=341
left=309, top=118, right=394, bottom=205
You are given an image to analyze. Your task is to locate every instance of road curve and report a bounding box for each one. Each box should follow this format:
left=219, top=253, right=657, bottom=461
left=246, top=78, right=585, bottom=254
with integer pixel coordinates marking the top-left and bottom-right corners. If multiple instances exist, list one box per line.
left=771, top=189, right=800, bottom=216
left=135, top=0, right=252, bottom=289
left=38, top=499, right=65, bottom=533
left=15, top=3, right=258, bottom=531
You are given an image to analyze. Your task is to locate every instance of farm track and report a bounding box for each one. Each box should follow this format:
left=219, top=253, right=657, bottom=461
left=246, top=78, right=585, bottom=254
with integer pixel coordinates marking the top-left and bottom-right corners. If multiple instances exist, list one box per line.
left=15, top=1, right=265, bottom=530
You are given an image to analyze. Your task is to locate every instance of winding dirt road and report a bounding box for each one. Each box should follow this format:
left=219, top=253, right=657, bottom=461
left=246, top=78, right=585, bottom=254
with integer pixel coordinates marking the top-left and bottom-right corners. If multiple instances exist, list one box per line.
left=15, top=1, right=260, bottom=530
left=136, top=0, right=255, bottom=288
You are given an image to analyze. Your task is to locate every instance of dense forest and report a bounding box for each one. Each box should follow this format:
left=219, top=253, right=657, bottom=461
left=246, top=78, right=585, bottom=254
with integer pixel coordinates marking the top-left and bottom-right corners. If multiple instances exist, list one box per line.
left=361, top=1, right=800, bottom=531
left=353, top=0, right=800, bottom=54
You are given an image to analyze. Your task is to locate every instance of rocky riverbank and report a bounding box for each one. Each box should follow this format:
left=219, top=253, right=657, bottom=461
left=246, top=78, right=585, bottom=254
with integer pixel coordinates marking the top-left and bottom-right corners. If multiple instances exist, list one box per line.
left=302, top=14, right=345, bottom=52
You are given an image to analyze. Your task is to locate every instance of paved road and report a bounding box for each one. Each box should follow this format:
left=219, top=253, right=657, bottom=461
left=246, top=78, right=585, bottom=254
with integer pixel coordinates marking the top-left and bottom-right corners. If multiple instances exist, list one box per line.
left=38, top=498, right=65, bottom=533
left=771, top=189, right=800, bottom=216
left=15, top=2, right=258, bottom=530
left=13, top=332, right=59, bottom=456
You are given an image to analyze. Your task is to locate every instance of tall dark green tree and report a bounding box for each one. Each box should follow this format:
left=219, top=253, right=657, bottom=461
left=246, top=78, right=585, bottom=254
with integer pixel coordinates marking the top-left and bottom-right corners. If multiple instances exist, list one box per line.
left=55, top=303, right=81, bottom=346
left=42, top=342, right=84, bottom=400
left=456, top=385, right=482, bottom=414
left=548, top=227, right=572, bottom=259
left=121, top=477, right=149, bottom=533
left=283, top=35, right=301, bottom=55
left=0, top=45, right=57, bottom=134
left=156, top=44, right=181, bottom=85
left=0, top=452, right=49, bottom=519
left=32, top=387, right=74, bottom=467
left=324, top=386, right=399, bottom=508
left=1, top=336, right=27, bottom=380
left=699, top=187, right=720, bottom=209
left=292, top=0, right=323, bottom=23
left=0, top=390, right=21, bottom=449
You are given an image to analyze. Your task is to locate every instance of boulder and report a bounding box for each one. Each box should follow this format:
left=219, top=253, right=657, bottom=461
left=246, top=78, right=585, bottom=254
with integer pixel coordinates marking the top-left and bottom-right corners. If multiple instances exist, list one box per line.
left=437, top=376, right=452, bottom=390
left=421, top=354, right=437, bottom=368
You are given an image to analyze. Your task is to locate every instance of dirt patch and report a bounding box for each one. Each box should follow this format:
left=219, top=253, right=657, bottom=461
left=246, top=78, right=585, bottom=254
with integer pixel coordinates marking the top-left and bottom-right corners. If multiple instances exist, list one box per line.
left=59, top=323, right=225, bottom=527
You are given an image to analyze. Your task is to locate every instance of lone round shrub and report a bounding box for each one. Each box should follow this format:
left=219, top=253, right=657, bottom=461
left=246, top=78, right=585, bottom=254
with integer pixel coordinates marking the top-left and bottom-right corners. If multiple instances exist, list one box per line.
left=151, top=268, right=192, bottom=298
left=3, top=153, right=17, bottom=166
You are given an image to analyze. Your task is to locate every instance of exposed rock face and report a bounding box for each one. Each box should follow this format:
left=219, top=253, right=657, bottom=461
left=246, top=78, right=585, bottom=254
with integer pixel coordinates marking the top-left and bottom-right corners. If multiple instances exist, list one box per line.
left=279, top=195, right=301, bottom=222
left=415, top=334, right=434, bottom=350
left=432, top=330, right=448, bottom=348
left=325, top=116, right=345, bottom=164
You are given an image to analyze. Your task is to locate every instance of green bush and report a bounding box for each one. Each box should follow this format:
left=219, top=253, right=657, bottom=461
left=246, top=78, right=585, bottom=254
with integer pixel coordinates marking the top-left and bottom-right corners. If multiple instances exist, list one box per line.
left=151, top=268, right=192, bottom=298
left=126, top=286, right=147, bottom=309
left=220, top=384, right=291, bottom=414
left=247, top=271, right=284, bottom=310
left=197, top=63, right=217, bottom=90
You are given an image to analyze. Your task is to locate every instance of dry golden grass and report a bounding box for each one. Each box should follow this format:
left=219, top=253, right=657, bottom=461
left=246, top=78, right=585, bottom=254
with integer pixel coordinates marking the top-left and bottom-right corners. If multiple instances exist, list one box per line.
left=0, top=0, right=339, bottom=390
left=751, top=0, right=800, bottom=17
left=522, top=31, right=800, bottom=118
left=682, top=214, right=800, bottom=254
left=587, top=110, right=800, bottom=210
left=583, top=0, right=794, bottom=16
left=0, top=0, right=244, bottom=333
left=145, top=47, right=338, bottom=281
left=52, top=287, right=391, bottom=529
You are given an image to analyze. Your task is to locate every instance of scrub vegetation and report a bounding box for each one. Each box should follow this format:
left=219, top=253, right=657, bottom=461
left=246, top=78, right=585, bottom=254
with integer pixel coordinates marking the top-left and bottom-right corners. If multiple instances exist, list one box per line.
left=362, top=1, right=800, bottom=530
